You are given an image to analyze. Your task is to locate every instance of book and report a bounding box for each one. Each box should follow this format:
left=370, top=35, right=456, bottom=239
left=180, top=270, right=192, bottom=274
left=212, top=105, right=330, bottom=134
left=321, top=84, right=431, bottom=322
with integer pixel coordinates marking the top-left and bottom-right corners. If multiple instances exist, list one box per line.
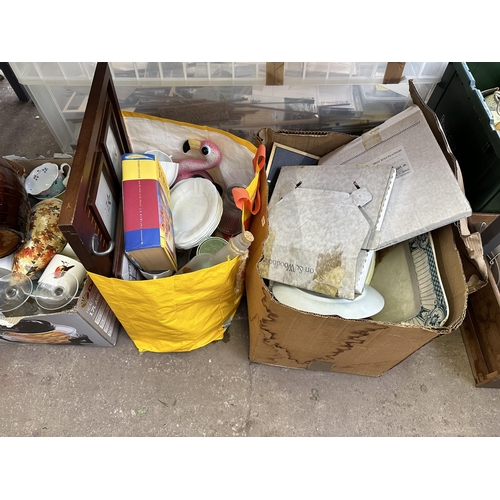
left=319, top=105, right=472, bottom=250
left=260, top=163, right=396, bottom=299
left=122, top=154, right=177, bottom=273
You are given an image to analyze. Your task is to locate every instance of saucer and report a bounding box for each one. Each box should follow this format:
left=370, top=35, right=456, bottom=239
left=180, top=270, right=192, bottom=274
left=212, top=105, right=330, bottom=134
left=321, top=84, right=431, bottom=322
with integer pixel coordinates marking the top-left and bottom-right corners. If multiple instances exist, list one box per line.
left=271, top=282, right=385, bottom=319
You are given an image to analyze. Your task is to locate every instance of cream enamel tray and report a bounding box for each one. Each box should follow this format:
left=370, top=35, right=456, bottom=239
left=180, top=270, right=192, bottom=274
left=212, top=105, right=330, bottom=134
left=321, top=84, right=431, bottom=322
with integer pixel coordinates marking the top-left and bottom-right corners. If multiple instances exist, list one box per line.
left=370, top=232, right=449, bottom=327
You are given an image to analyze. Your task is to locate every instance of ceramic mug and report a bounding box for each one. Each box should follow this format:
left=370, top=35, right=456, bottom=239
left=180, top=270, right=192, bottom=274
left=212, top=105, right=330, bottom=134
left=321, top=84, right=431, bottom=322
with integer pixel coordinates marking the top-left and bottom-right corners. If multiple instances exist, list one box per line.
left=39, top=254, right=87, bottom=288
left=33, top=254, right=87, bottom=311
left=24, top=162, right=71, bottom=199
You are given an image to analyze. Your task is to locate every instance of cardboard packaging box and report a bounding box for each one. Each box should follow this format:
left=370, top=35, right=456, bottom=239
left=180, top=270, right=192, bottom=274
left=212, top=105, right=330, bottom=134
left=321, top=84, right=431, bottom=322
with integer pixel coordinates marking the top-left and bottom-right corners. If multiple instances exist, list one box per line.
left=0, top=156, right=121, bottom=347
left=246, top=84, right=473, bottom=377
left=122, top=154, right=177, bottom=273
left=0, top=276, right=120, bottom=346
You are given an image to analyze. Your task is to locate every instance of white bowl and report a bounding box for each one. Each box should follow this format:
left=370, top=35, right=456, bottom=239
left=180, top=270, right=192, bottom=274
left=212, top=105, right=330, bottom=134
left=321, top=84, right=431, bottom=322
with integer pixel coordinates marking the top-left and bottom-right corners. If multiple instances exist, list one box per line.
left=145, top=150, right=179, bottom=187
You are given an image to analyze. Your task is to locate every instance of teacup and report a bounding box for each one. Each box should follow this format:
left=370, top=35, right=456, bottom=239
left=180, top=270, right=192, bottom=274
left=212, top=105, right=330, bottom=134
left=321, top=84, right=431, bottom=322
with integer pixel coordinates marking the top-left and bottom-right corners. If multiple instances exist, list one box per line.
left=24, top=162, right=71, bottom=199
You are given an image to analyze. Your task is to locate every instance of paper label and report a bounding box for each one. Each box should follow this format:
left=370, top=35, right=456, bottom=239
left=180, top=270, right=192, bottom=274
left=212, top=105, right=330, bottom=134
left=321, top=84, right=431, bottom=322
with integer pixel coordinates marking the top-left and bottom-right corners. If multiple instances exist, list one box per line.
left=367, top=146, right=412, bottom=179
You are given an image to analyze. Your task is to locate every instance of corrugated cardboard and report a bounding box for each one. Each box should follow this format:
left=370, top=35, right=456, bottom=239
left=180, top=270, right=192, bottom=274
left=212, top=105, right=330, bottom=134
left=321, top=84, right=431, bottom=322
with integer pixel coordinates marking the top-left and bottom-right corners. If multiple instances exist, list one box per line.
left=246, top=84, right=472, bottom=377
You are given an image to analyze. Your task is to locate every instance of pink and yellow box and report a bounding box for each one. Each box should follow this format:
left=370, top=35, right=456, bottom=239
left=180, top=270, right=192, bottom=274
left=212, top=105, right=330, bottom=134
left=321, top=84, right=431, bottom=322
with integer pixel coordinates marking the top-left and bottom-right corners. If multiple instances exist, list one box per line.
left=122, top=154, right=177, bottom=273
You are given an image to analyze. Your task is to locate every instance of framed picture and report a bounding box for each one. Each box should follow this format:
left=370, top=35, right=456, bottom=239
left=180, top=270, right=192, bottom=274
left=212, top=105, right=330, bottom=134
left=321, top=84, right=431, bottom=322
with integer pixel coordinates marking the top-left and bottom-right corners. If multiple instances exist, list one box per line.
left=88, top=152, right=119, bottom=242
left=266, top=143, right=321, bottom=198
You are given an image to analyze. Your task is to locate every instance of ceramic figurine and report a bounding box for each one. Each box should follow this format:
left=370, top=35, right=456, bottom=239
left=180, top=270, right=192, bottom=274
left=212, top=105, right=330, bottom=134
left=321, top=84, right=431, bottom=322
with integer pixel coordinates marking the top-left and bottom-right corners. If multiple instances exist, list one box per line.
left=12, top=198, right=67, bottom=278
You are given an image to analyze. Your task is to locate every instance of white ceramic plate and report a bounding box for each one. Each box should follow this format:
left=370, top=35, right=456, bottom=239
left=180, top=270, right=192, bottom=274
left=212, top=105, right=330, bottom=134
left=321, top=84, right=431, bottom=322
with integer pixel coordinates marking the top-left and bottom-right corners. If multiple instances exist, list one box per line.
left=271, top=283, right=385, bottom=319
left=170, top=178, right=222, bottom=249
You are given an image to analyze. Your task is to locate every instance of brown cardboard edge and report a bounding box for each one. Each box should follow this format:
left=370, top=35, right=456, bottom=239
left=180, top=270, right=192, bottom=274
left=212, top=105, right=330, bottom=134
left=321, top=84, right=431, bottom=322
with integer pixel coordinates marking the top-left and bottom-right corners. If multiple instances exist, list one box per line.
left=409, top=80, right=487, bottom=293
left=383, top=63, right=406, bottom=84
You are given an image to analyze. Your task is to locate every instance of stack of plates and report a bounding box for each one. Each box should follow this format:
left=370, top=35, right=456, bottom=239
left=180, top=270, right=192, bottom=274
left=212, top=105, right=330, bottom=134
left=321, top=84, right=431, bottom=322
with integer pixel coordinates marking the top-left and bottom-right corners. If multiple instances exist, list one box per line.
left=170, top=178, right=223, bottom=250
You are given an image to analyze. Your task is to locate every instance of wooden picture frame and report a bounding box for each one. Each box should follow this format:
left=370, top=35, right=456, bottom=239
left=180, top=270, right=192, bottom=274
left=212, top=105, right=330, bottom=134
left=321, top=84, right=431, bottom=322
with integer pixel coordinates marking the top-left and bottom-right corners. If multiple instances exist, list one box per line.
left=58, top=62, right=131, bottom=277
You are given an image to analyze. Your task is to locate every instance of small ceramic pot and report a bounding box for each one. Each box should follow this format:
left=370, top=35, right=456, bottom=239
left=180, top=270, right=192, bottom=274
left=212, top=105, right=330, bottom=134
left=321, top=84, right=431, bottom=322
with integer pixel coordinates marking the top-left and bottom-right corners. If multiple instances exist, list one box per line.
left=24, top=162, right=71, bottom=199
left=12, top=198, right=67, bottom=278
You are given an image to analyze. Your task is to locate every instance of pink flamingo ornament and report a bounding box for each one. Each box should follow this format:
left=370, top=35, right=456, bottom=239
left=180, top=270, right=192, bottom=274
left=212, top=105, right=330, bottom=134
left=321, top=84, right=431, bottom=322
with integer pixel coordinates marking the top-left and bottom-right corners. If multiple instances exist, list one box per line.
left=175, top=139, right=222, bottom=184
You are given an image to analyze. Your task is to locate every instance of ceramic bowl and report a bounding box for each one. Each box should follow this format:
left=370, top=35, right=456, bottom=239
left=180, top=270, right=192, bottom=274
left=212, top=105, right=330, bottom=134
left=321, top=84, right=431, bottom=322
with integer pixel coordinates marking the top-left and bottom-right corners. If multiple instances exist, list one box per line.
left=145, top=149, right=179, bottom=187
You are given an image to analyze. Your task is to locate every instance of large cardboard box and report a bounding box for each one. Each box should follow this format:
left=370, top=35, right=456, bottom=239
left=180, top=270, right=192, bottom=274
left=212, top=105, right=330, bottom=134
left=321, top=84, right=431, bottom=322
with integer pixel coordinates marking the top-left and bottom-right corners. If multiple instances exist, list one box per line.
left=0, top=156, right=121, bottom=347
left=246, top=84, right=476, bottom=377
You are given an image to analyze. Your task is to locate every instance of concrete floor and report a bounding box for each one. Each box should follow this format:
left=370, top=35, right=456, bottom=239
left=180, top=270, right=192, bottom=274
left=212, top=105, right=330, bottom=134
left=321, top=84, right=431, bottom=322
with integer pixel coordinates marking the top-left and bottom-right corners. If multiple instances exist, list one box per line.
left=1, top=68, right=500, bottom=439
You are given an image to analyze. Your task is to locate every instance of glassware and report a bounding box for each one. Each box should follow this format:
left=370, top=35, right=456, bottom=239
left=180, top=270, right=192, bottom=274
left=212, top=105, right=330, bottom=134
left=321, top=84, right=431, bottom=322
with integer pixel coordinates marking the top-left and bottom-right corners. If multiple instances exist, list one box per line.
left=33, top=273, right=79, bottom=311
left=177, top=231, right=254, bottom=274
left=0, top=270, right=34, bottom=313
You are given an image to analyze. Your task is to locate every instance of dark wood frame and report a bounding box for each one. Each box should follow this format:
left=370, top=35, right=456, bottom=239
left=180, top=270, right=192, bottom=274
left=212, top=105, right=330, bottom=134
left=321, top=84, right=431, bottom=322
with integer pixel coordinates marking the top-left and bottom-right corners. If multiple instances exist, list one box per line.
left=58, top=62, right=131, bottom=277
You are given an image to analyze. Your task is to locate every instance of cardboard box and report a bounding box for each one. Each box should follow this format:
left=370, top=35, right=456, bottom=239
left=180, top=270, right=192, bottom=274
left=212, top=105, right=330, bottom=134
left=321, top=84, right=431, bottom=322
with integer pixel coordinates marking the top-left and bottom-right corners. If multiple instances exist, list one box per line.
left=461, top=213, right=500, bottom=388
left=0, top=276, right=120, bottom=346
left=0, top=156, right=121, bottom=346
left=246, top=84, right=471, bottom=377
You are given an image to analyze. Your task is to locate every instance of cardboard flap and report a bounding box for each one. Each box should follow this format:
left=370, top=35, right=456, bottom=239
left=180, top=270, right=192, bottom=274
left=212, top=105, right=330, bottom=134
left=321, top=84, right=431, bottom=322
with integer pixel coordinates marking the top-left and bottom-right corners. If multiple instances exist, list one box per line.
left=260, top=187, right=370, bottom=300
left=409, top=79, right=488, bottom=293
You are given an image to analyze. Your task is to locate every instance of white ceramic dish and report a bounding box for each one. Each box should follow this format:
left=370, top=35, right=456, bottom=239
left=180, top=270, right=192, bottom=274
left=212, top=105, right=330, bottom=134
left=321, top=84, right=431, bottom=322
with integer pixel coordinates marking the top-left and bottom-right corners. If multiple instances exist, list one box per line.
left=170, top=178, right=222, bottom=250
left=271, top=282, right=385, bottom=320
left=370, top=232, right=449, bottom=327
left=145, top=149, right=179, bottom=187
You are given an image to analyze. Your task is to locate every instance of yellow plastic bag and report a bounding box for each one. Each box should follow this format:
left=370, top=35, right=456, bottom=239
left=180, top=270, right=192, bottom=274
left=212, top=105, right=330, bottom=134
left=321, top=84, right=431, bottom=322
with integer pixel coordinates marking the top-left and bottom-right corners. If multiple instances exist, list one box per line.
left=88, top=257, right=244, bottom=352
left=88, top=112, right=262, bottom=353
